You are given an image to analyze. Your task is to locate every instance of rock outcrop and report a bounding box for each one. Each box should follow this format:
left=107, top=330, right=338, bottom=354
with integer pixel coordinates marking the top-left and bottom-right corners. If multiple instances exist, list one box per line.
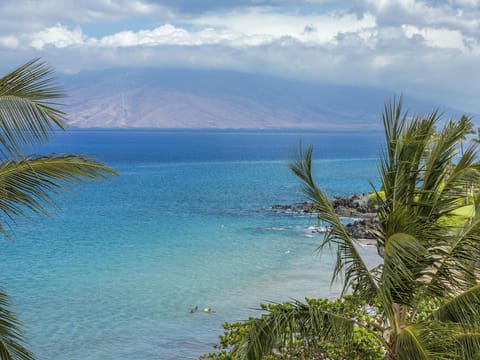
left=272, top=193, right=379, bottom=240
left=331, top=194, right=376, bottom=218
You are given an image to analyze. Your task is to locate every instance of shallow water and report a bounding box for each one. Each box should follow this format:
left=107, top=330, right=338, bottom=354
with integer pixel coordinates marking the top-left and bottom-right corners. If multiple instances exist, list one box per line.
left=2, top=130, right=382, bottom=359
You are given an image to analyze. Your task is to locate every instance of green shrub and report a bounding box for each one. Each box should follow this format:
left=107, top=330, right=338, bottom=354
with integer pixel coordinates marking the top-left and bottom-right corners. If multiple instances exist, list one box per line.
left=200, top=296, right=384, bottom=359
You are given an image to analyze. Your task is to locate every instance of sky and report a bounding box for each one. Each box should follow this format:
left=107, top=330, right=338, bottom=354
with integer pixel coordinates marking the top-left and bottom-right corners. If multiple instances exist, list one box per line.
left=0, top=0, right=479, bottom=113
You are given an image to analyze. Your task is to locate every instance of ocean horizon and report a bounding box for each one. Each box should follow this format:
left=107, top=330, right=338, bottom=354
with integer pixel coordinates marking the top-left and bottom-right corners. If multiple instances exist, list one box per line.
left=3, top=129, right=383, bottom=359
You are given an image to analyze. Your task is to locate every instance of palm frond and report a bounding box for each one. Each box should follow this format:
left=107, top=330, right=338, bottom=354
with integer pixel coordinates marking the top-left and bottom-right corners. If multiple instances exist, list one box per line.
left=382, top=95, right=407, bottom=168
left=0, top=155, right=118, bottom=237
left=380, top=232, right=425, bottom=311
left=421, top=116, right=474, bottom=197
left=433, top=284, right=480, bottom=326
left=0, top=290, right=34, bottom=360
left=417, top=117, right=479, bottom=232
left=377, top=109, right=438, bottom=242
left=453, top=331, right=480, bottom=359
left=423, top=211, right=480, bottom=296
left=397, top=321, right=455, bottom=360
left=234, top=299, right=362, bottom=360
left=396, top=325, right=429, bottom=360
left=434, top=145, right=480, bottom=218
left=0, top=59, right=66, bottom=157
left=289, top=145, right=378, bottom=300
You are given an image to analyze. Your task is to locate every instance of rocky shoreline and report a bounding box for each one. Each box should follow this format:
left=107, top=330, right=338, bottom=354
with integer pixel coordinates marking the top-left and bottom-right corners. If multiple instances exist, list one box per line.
left=272, top=193, right=379, bottom=241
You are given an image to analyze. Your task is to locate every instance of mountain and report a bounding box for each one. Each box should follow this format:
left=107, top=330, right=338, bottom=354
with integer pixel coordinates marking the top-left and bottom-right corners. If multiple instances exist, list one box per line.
left=60, top=68, right=470, bottom=130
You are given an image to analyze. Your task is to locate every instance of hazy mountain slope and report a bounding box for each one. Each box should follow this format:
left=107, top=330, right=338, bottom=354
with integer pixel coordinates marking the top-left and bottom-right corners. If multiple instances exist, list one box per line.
left=61, top=69, right=469, bottom=129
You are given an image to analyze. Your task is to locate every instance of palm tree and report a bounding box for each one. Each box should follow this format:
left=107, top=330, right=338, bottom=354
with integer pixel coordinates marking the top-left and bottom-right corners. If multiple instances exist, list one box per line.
left=0, top=59, right=117, bottom=359
left=234, top=98, right=480, bottom=359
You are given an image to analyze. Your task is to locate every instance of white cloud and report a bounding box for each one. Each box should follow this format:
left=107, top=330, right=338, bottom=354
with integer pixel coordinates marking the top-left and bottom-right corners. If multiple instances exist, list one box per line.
left=451, top=0, right=480, bottom=7
left=0, top=1, right=480, bottom=114
left=0, top=36, right=19, bottom=49
left=190, top=9, right=376, bottom=43
left=368, top=0, right=416, bottom=11
left=8, top=9, right=377, bottom=50
left=0, top=0, right=171, bottom=34
left=30, top=25, right=86, bottom=50
left=96, top=25, right=247, bottom=47
left=362, top=0, right=480, bottom=35
left=402, top=25, right=467, bottom=50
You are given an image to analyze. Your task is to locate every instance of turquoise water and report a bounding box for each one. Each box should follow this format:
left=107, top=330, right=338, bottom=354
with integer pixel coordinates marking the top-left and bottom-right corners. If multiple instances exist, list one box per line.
left=1, top=130, right=382, bottom=359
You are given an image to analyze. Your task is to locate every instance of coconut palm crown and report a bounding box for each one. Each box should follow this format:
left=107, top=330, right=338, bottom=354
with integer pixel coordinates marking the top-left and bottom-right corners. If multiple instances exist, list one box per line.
left=235, top=98, right=480, bottom=359
left=0, top=59, right=117, bottom=360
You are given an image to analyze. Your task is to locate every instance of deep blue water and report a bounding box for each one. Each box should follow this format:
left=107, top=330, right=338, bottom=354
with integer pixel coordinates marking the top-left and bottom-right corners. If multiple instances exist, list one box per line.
left=1, top=130, right=382, bottom=359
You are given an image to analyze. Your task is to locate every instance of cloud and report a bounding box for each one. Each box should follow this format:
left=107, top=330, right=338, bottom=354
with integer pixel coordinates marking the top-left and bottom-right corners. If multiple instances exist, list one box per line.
left=30, top=25, right=86, bottom=50
left=8, top=9, right=376, bottom=50
left=402, top=25, right=470, bottom=50
left=0, top=36, right=19, bottom=49
left=0, top=0, right=479, bottom=114
left=0, top=0, right=171, bottom=34
left=145, top=0, right=340, bottom=14
left=189, top=9, right=375, bottom=42
left=361, top=0, right=480, bottom=36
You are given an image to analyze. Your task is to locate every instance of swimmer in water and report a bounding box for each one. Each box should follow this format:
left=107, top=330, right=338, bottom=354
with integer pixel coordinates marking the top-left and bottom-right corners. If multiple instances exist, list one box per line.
left=203, top=307, right=215, bottom=313
left=189, top=306, right=199, bottom=313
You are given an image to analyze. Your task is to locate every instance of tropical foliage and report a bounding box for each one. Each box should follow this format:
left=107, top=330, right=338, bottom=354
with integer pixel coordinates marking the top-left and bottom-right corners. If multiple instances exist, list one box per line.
left=0, top=59, right=117, bottom=359
left=206, top=98, right=480, bottom=359
left=200, top=296, right=384, bottom=360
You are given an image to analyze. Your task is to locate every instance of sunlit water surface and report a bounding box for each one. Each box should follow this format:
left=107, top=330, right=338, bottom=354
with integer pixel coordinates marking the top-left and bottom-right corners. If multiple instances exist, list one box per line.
left=2, top=130, right=382, bottom=359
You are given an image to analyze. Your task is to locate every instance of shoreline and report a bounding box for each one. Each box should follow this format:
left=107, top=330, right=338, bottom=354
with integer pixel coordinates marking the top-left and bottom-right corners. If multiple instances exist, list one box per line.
left=272, top=193, right=379, bottom=242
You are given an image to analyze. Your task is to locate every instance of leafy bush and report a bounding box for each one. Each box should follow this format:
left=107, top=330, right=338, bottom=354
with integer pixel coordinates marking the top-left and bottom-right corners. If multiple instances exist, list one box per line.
left=200, top=296, right=384, bottom=360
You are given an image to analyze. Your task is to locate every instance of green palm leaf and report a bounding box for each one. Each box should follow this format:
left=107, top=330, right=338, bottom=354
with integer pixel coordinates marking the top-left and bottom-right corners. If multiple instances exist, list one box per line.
left=205, top=98, right=480, bottom=359
left=424, top=212, right=480, bottom=296
left=417, top=118, right=479, bottom=235
left=0, top=59, right=66, bottom=157
left=454, top=332, right=480, bottom=359
left=289, top=145, right=379, bottom=301
left=0, top=59, right=118, bottom=360
left=0, top=155, right=118, bottom=237
left=421, top=116, right=474, bottom=198
left=377, top=106, right=438, bottom=243
left=381, top=232, right=425, bottom=316
left=0, top=290, right=34, bottom=360
left=434, top=284, right=480, bottom=326
left=396, top=321, right=455, bottom=360
left=235, top=299, right=365, bottom=360
left=396, top=325, right=429, bottom=360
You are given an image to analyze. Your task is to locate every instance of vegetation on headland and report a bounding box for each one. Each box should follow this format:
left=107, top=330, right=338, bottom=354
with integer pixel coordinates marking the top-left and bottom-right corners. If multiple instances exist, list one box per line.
left=0, top=59, right=117, bottom=359
left=203, top=98, right=480, bottom=359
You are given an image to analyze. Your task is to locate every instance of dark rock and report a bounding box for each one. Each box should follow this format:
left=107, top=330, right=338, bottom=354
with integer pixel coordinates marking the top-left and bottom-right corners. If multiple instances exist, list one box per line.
left=271, top=202, right=317, bottom=213
left=331, top=193, right=377, bottom=218
left=272, top=193, right=379, bottom=240
left=344, top=218, right=379, bottom=240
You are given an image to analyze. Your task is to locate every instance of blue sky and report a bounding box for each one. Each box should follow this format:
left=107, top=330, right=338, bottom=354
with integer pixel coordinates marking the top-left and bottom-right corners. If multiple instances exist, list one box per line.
left=0, top=0, right=479, bottom=113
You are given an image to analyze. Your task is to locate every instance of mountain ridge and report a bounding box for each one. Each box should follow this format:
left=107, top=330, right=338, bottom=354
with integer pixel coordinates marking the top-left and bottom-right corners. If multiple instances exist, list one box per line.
left=60, top=68, right=472, bottom=130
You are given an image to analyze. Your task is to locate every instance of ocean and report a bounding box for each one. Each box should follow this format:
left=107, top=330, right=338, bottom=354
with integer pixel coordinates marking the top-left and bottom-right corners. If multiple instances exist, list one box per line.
left=2, top=130, right=383, bottom=359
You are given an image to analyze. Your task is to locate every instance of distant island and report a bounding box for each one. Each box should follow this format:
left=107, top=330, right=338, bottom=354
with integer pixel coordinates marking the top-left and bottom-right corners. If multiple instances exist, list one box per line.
left=61, top=69, right=470, bottom=129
